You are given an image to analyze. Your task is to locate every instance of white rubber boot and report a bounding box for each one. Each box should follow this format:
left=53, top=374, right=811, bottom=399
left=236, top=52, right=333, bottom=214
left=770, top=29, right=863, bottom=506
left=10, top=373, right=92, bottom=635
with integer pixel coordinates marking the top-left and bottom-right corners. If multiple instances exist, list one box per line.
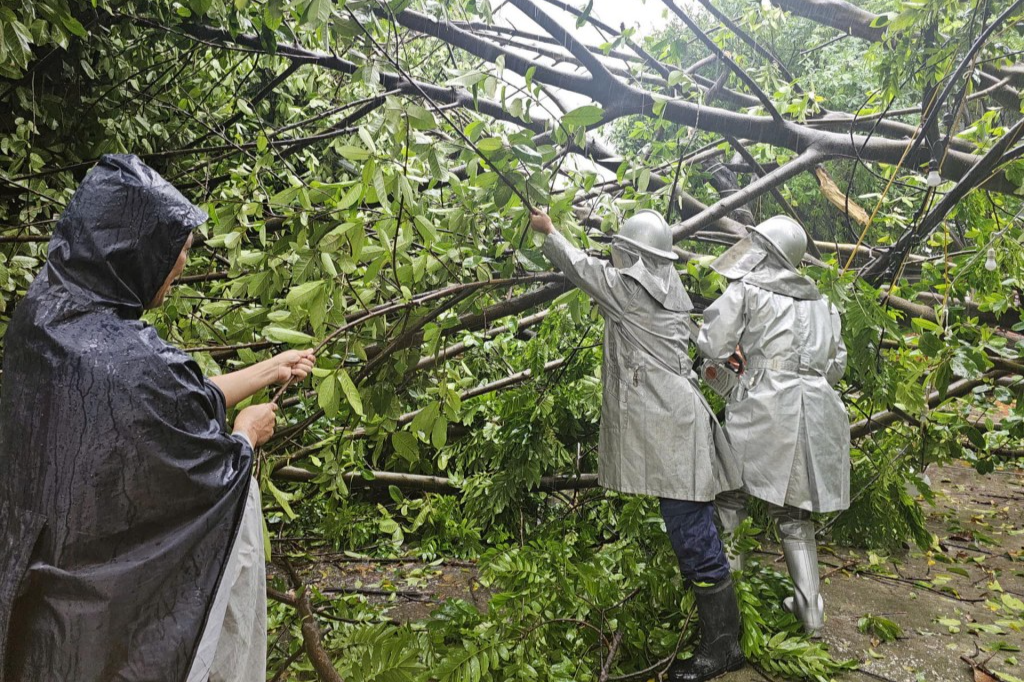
left=772, top=506, right=824, bottom=635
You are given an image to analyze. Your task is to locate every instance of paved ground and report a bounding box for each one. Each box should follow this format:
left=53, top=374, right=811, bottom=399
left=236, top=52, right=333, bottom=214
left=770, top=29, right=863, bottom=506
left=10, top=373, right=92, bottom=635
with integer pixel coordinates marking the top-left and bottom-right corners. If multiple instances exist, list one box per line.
left=293, top=462, right=1024, bottom=681
left=722, top=462, right=1024, bottom=682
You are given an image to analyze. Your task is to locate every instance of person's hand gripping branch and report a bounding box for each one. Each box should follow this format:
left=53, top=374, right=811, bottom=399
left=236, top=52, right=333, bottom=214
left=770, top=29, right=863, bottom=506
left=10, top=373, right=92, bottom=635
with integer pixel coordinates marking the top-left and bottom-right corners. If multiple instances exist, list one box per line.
left=269, top=349, right=317, bottom=385
left=233, top=402, right=278, bottom=448
left=210, top=349, right=316, bottom=410
left=209, top=349, right=317, bottom=448
left=529, top=210, right=555, bottom=236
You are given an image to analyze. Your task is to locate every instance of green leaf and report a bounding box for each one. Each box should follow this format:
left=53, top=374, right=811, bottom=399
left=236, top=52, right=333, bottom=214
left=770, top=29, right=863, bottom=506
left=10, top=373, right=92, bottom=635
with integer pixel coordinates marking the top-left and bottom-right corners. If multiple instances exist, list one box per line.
left=668, top=70, right=689, bottom=87
left=337, top=369, right=364, bottom=417
left=476, top=137, right=503, bottom=152
left=1002, top=594, right=1024, bottom=612
left=319, top=222, right=357, bottom=253
left=337, top=183, right=363, bottom=209
left=447, top=71, right=489, bottom=88
left=932, top=360, right=953, bottom=400
left=60, top=14, right=88, bottom=38
left=320, top=252, right=338, bottom=277
left=392, top=431, right=420, bottom=463
left=562, top=105, right=603, bottom=128
left=318, top=373, right=340, bottom=418
left=406, top=103, right=436, bottom=130
left=575, top=0, right=593, bottom=27
left=918, top=332, right=943, bottom=357
left=637, top=168, right=651, bottom=192
left=431, top=415, right=448, bottom=449
left=508, top=98, right=524, bottom=119
left=300, top=0, right=331, bottom=25
left=372, top=167, right=388, bottom=205
left=357, top=127, right=377, bottom=155
left=264, top=326, right=315, bottom=344
left=414, top=215, right=437, bottom=244
left=911, top=317, right=943, bottom=334
left=337, top=145, right=372, bottom=161
left=265, top=478, right=298, bottom=519
left=222, top=231, right=242, bottom=249
left=870, top=12, right=895, bottom=28
left=410, top=400, right=439, bottom=441
left=512, top=144, right=543, bottom=164
left=285, top=280, right=324, bottom=308
left=464, top=120, right=484, bottom=140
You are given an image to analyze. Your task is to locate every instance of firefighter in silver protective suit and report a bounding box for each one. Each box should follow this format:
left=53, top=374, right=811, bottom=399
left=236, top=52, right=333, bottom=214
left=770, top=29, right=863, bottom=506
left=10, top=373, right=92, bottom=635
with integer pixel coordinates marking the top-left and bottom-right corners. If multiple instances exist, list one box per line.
left=696, top=215, right=850, bottom=636
left=528, top=209, right=744, bottom=682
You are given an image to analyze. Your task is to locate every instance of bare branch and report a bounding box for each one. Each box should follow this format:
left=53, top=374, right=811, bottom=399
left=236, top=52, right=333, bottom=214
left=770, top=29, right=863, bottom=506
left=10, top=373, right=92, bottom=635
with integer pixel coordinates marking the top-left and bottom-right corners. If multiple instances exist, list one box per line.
left=662, top=0, right=785, bottom=122
left=280, top=559, right=345, bottom=682
left=768, top=0, right=886, bottom=42
left=850, top=373, right=1005, bottom=440
left=693, top=0, right=797, bottom=84
left=505, top=0, right=619, bottom=85
left=672, top=148, right=825, bottom=242
left=273, top=467, right=599, bottom=493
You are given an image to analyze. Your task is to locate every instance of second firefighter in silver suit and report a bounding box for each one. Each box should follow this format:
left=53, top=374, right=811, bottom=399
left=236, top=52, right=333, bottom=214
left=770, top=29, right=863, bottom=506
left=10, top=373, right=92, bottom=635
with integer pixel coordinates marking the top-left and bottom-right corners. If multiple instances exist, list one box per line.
left=696, top=216, right=850, bottom=635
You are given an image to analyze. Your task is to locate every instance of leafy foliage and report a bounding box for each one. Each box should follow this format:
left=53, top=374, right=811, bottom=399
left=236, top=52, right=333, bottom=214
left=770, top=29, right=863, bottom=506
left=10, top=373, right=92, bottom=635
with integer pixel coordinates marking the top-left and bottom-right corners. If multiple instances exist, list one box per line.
left=2, top=0, right=1023, bottom=680
left=857, top=614, right=904, bottom=643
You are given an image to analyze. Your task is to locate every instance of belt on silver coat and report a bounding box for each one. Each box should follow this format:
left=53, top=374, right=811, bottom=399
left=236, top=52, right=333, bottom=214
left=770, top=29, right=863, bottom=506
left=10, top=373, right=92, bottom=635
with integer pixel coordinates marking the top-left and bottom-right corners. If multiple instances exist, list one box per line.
left=745, top=357, right=825, bottom=376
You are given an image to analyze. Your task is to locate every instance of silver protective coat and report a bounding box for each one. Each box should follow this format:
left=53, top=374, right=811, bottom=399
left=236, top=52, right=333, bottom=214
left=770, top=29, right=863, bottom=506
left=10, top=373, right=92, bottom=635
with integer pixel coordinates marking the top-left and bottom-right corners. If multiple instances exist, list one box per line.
left=697, top=281, right=850, bottom=512
left=543, top=231, right=738, bottom=501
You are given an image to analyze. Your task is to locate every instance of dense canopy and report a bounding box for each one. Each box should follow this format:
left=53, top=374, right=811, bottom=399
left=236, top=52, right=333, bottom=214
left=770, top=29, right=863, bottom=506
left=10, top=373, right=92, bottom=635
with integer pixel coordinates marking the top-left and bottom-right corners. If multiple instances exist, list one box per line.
left=1, top=0, right=1022, bottom=679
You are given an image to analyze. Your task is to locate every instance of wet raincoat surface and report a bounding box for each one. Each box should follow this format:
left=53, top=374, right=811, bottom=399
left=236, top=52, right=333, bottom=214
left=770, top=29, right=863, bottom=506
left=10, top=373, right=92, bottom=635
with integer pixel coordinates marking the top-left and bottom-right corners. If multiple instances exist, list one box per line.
left=543, top=231, right=736, bottom=501
left=696, top=250, right=850, bottom=512
left=0, top=155, right=254, bottom=681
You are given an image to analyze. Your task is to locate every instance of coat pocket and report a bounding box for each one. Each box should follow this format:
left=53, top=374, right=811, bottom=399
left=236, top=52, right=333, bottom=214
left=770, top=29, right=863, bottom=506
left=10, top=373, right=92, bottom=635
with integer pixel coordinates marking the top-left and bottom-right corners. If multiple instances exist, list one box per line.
left=0, top=500, right=45, bottom=681
left=620, top=352, right=646, bottom=401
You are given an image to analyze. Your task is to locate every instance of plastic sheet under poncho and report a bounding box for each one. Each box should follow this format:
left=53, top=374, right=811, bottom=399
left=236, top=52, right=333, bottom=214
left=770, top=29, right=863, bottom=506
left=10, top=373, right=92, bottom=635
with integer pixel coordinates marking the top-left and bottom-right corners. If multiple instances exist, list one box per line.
left=0, top=154, right=253, bottom=682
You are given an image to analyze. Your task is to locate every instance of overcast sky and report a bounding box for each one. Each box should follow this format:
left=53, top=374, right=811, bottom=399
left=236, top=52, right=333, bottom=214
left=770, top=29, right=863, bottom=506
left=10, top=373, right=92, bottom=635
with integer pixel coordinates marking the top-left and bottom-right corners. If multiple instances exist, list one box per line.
left=496, top=0, right=671, bottom=42
left=585, top=0, right=673, bottom=34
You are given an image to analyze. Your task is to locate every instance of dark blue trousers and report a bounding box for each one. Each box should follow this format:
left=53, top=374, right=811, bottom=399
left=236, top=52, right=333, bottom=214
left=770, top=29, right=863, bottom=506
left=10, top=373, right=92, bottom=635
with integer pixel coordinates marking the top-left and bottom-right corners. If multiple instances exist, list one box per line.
left=659, top=498, right=731, bottom=584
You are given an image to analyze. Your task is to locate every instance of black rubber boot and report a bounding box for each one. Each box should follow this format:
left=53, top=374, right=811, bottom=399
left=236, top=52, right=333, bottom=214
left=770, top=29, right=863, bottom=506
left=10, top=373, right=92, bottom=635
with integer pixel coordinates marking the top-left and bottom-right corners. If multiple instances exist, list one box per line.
left=667, top=577, right=745, bottom=682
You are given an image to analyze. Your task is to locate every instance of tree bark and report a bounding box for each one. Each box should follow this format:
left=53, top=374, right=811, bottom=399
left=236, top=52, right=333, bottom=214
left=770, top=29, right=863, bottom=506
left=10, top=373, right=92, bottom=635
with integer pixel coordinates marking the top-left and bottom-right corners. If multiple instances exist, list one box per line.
left=273, top=466, right=600, bottom=493
left=769, top=0, right=887, bottom=42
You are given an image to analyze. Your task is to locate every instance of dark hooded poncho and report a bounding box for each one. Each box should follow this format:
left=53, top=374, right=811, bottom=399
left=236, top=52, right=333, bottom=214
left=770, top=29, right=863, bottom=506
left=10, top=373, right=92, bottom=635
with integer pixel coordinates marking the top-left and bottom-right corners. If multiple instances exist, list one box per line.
left=0, top=155, right=253, bottom=681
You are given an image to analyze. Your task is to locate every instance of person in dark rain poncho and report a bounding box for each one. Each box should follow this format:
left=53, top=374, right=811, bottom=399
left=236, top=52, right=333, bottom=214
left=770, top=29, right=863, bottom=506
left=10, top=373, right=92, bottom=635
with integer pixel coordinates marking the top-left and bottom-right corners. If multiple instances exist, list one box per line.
left=0, top=155, right=314, bottom=682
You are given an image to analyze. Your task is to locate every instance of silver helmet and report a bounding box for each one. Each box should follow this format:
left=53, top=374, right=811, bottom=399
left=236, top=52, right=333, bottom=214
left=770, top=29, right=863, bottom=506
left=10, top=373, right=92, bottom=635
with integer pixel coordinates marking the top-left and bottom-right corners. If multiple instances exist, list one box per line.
left=748, top=215, right=807, bottom=268
left=614, top=209, right=678, bottom=262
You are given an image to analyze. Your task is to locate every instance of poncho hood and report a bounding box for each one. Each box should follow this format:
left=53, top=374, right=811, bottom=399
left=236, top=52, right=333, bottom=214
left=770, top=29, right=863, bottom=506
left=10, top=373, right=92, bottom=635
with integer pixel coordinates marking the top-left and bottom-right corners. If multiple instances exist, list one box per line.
left=46, top=153, right=207, bottom=316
